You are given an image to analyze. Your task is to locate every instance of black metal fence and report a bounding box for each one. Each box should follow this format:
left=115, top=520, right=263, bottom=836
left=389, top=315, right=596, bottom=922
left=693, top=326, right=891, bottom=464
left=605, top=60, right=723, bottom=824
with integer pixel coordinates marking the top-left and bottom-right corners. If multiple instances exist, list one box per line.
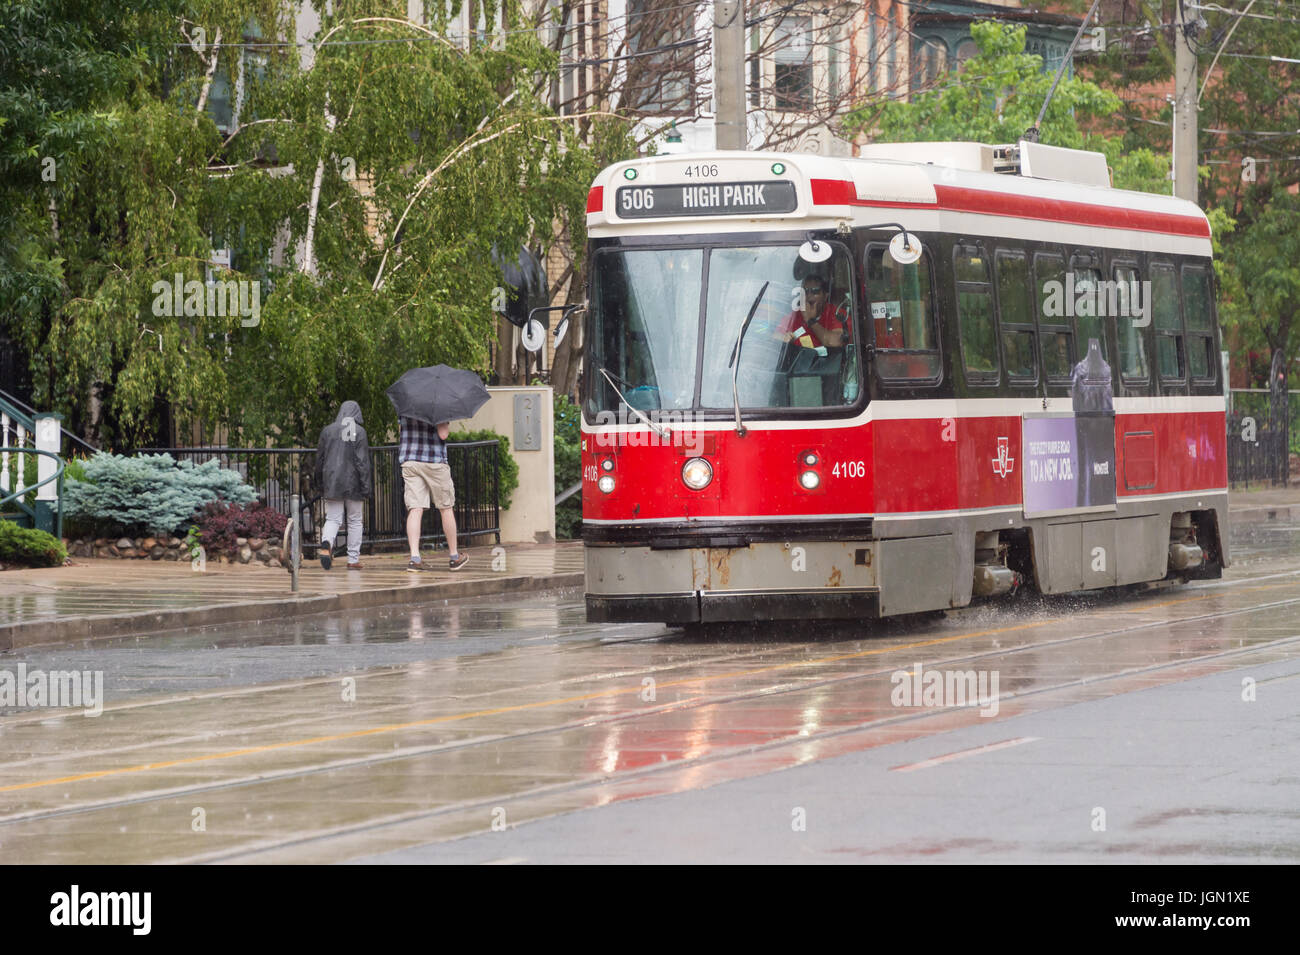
left=1227, top=390, right=1295, bottom=488
left=132, top=442, right=500, bottom=552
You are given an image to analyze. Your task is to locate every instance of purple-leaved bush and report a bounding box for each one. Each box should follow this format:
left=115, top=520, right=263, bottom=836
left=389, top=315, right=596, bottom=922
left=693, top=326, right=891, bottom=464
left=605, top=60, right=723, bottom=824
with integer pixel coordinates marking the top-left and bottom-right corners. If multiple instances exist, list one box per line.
left=196, top=501, right=288, bottom=555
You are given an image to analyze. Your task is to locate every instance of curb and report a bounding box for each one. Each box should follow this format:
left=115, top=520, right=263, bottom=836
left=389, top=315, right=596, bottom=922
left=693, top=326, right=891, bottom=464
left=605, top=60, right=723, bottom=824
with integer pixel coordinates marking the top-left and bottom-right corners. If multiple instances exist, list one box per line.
left=1229, top=504, right=1300, bottom=524
left=0, top=572, right=586, bottom=652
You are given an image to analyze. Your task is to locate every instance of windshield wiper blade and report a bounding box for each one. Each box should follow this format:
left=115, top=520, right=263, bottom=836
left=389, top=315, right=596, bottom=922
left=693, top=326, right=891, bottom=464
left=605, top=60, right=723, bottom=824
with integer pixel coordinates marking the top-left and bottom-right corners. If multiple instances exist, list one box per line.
left=597, top=366, right=669, bottom=438
left=728, top=281, right=769, bottom=437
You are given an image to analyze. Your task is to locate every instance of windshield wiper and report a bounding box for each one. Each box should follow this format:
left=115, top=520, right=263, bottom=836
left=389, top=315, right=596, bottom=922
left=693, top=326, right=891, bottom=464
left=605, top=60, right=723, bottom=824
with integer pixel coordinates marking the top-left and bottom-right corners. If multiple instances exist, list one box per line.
left=728, top=280, right=770, bottom=438
left=597, top=366, right=669, bottom=439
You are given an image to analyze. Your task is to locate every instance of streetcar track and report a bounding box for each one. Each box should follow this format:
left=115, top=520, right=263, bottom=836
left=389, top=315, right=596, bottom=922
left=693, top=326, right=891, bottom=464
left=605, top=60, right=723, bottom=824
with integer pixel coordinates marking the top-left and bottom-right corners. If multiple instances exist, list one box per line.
left=5, top=569, right=1295, bottom=738
left=0, top=625, right=678, bottom=727
left=4, top=588, right=1300, bottom=833
left=3, top=580, right=1298, bottom=778
left=5, top=577, right=1295, bottom=772
left=183, top=633, right=1300, bottom=865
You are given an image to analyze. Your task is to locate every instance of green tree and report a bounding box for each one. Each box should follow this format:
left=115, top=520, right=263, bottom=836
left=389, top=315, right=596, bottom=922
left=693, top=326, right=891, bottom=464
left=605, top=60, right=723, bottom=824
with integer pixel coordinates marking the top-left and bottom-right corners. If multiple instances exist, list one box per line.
left=1, top=0, right=634, bottom=448
left=1082, top=4, right=1300, bottom=372
left=842, top=22, right=1167, bottom=194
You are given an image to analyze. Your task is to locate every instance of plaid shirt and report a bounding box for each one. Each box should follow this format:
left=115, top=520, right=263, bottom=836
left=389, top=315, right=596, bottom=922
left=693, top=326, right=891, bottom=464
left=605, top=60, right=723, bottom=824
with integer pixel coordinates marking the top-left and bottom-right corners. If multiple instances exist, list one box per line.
left=399, top=416, right=447, bottom=464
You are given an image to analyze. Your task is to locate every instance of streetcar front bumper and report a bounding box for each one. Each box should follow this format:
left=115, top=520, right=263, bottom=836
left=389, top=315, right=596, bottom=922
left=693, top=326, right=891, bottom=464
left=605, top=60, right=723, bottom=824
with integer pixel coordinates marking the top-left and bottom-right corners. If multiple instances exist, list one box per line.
left=585, top=541, right=880, bottom=623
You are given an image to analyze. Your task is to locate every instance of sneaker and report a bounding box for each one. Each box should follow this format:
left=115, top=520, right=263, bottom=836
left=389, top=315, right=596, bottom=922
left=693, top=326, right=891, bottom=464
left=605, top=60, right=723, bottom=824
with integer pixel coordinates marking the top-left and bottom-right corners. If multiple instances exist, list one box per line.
left=320, top=541, right=332, bottom=571
left=448, top=553, right=469, bottom=571
left=406, top=556, right=423, bottom=572
left=347, top=562, right=363, bottom=570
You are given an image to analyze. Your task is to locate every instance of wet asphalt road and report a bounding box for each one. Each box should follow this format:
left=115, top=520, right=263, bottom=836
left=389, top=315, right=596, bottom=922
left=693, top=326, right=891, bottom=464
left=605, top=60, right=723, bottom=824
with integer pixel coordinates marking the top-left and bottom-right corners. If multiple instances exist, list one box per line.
left=2, top=518, right=1299, bottom=864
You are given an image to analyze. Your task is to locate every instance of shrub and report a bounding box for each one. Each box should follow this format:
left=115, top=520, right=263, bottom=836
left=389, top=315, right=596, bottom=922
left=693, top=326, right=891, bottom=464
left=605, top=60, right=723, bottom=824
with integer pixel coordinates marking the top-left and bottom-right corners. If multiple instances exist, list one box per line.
left=554, top=393, right=582, bottom=539
left=195, top=501, right=288, bottom=555
left=2, top=454, right=88, bottom=521
left=448, top=428, right=519, bottom=510
left=62, top=457, right=89, bottom=484
left=0, top=520, right=67, bottom=567
left=63, top=453, right=257, bottom=536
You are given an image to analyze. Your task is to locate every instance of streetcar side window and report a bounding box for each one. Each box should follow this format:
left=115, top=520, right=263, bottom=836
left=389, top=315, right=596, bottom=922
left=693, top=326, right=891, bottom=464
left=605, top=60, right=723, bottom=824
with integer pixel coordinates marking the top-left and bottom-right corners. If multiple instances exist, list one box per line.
left=1182, top=265, right=1215, bottom=381
left=955, top=244, right=998, bottom=384
left=1114, top=263, right=1150, bottom=383
left=1035, top=252, right=1073, bottom=382
left=1069, top=256, right=1108, bottom=361
left=864, top=244, right=940, bottom=381
left=1151, top=261, right=1184, bottom=380
left=995, top=250, right=1037, bottom=384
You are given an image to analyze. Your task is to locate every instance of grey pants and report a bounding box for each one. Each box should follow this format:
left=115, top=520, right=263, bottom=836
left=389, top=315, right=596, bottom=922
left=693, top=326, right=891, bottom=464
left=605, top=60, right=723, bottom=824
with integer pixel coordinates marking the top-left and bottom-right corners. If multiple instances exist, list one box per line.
left=322, top=498, right=364, bottom=563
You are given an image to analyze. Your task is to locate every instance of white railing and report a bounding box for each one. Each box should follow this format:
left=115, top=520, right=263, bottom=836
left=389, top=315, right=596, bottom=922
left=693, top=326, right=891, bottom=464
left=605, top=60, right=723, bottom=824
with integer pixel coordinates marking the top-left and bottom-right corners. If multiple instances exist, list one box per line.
left=1, top=409, right=30, bottom=500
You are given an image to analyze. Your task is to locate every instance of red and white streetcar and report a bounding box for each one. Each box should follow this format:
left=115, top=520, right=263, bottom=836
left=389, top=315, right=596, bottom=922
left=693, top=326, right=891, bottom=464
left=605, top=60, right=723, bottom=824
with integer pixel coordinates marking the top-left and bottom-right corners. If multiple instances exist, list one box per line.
left=579, top=142, right=1226, bottom=623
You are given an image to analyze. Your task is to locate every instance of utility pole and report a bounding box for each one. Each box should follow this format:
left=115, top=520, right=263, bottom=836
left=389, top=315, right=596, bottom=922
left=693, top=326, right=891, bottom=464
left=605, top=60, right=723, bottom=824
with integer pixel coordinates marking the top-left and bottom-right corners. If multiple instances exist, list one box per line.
left=714, top=1, right=746, bottom=150
left=1173, top=0, right=1199, bottom=202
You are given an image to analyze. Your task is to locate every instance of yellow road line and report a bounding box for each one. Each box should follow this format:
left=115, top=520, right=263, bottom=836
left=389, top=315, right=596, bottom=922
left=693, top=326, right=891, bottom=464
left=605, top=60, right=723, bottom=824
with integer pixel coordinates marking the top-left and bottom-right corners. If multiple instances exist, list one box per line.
left=2, top=581, right=1292, bottom=795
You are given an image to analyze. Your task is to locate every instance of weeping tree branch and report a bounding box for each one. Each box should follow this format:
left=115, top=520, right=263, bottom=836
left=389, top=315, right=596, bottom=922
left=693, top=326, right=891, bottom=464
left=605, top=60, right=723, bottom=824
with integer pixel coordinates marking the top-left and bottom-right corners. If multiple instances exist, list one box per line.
left=372, top=109, right=625, bottom=291
left=192, top=27, right=223, bottom=123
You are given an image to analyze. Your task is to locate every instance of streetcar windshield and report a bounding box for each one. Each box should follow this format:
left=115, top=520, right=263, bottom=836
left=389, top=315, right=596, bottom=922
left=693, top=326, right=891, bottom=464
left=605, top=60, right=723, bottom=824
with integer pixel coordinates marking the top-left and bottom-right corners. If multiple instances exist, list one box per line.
left=587, top=242, right=859, bottom=417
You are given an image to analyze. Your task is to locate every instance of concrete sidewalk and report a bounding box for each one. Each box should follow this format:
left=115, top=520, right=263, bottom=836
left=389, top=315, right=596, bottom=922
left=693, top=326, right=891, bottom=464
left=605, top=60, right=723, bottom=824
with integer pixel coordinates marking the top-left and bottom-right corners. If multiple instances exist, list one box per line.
left=1226, top=486, right=1300, bottom=523
left=2, top=486, right=1296, bottom=651
left=0, top=543, right=584, bottom=650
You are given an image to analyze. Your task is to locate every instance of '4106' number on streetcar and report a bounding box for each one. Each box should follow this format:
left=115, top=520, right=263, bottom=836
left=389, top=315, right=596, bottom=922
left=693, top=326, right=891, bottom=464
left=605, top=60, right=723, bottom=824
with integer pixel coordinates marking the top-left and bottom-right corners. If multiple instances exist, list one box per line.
left=832, top=460, right=865, bottom=478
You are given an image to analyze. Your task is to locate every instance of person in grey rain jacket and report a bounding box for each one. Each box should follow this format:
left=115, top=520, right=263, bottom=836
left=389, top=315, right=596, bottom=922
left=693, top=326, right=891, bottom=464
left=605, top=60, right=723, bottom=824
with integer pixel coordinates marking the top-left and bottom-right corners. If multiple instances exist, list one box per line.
left=1070, top=339, right=1115, bottom=509
left=314, top=400, right=372, bottom=570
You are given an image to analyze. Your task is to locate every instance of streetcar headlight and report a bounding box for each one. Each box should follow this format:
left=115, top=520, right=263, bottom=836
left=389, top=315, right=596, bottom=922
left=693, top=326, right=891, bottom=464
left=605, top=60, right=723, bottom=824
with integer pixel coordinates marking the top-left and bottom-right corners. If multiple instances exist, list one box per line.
left=598, top=475, right=616, bottom=494
left=801, top=451, right=819, bottom=467
left=799, top=470, right=821, bottom=490
left=600, top=457, right=615, bottom=472
left=681, top=457, right=713, bottom=490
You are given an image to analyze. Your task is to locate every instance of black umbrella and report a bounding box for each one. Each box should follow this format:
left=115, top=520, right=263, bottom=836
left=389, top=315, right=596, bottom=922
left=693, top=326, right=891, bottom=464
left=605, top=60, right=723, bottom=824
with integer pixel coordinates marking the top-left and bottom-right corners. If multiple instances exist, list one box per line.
left=490, top=244, right=549, bottom=328
left=386, top=365, right=490, bottom=427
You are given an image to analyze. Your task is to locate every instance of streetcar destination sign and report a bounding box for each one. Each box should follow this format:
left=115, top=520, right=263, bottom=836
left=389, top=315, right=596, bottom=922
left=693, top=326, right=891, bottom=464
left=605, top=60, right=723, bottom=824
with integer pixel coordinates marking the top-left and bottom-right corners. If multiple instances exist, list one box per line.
left=615, top=181, right=798, bottom=218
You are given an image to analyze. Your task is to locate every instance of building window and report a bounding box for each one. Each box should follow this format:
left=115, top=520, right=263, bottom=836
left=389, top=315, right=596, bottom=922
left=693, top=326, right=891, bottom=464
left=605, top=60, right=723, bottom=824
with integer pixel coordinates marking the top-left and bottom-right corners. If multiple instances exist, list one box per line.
left=828, top=26, right=844, bottom=100
left=914, top=37, right=947, bottom=90
left=205, top=22, right=267, bottom=135
left=887, top=9, right=898, bottom=89
left=625, top=0, right=693, bottom=114
left=955, top=38, right=978, bottom=69
left=867, top=11, right=878, bottom=92
left=773, top=15, right=813, bottom=110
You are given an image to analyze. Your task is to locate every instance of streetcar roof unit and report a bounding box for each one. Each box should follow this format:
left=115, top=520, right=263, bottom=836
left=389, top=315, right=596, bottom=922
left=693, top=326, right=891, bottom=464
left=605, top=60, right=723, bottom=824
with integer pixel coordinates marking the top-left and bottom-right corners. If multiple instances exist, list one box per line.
left=586, top=144, right=1211, bottom=257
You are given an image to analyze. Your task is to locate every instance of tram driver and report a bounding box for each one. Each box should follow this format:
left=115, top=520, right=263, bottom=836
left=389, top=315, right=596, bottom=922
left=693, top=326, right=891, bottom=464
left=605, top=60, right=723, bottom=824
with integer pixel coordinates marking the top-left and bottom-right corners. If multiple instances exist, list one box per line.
left=776, top=275, right=847, bottom=349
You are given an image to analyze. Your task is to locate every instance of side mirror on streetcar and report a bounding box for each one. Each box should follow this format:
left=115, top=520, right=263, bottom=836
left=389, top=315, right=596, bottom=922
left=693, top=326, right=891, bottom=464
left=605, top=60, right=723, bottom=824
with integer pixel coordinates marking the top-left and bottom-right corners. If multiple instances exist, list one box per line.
left=888, top=232, right=921, bottom=265
left=798, top=239, right=832, bottom=264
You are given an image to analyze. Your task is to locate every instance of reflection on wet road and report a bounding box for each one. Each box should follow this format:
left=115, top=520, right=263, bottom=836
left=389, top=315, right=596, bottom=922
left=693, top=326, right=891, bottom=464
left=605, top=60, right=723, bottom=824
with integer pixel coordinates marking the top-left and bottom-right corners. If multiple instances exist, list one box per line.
left=2, top=521, right=1299, bottom=863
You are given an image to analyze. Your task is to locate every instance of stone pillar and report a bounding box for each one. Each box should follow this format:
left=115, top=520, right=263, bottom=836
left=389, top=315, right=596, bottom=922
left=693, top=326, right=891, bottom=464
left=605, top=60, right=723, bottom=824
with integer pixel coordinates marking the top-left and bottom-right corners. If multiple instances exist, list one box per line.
left=462, top=386, right=555, bottom=544
left=34, top=413, right=63, bottom=535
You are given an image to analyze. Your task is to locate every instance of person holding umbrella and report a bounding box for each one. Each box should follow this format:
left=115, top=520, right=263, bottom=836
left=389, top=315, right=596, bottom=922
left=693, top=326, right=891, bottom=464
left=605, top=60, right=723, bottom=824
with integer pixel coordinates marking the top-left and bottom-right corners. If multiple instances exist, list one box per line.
left=387, top=366, right=491, bottom=572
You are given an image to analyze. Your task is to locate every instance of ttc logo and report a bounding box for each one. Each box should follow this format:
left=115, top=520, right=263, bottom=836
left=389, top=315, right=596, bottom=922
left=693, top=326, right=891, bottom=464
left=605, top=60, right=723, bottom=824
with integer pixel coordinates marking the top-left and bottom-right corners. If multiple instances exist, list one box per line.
left=992, top=437, right=1015, bottom=478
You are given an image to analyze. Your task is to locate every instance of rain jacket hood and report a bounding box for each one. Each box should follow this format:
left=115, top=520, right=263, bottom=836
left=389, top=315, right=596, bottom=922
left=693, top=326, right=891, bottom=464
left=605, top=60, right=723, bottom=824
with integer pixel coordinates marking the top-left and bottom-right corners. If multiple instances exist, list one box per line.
left=315, top=401, right=372, bottom=500
left=336, top=400, right=363, bottom=426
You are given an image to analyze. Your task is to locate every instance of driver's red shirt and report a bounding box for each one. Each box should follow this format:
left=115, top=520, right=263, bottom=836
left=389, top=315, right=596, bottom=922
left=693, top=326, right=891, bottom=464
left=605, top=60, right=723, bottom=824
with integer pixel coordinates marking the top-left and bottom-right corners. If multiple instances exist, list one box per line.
left=777, top=302, right=846, bottom=340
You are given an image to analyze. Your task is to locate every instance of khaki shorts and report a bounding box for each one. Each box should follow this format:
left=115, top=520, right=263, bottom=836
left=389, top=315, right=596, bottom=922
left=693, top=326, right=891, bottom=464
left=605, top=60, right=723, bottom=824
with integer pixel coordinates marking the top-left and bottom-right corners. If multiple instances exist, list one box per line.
left=402, top=461, right=455, bottom=510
